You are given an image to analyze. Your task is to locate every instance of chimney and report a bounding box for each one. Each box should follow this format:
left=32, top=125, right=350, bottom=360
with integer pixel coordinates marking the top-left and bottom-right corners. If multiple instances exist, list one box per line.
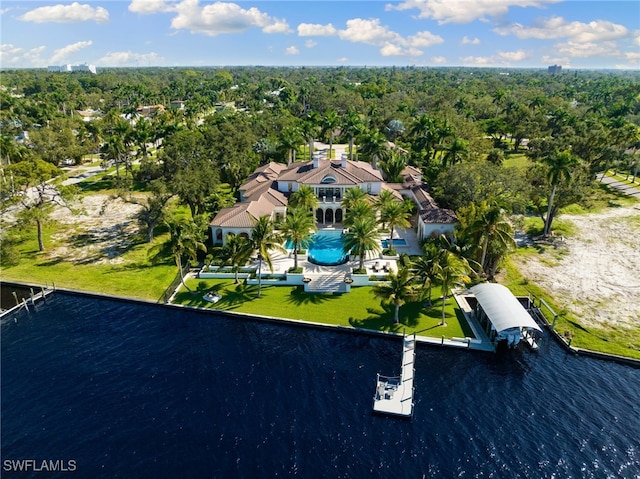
left=341, top=153, right=347, bottom=168
left=313, top=153, right=319, bottom=169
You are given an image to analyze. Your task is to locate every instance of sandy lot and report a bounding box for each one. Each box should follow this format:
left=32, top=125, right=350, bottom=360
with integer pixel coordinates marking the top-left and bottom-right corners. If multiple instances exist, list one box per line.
left=48, top=194, right=143, bottom=264
left=514, top=204, right=640, bottom=329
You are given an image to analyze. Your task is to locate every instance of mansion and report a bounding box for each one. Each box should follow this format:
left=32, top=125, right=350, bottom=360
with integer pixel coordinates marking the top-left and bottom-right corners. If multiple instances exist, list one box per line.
left=210, top=152, right=456, bottom=245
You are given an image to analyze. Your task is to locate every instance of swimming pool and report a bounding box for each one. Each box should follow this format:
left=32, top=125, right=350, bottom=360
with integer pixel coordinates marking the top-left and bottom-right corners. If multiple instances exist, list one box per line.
left=289, top=229, right=348, bottom=266
left=381, top=238, right=407, bottom=248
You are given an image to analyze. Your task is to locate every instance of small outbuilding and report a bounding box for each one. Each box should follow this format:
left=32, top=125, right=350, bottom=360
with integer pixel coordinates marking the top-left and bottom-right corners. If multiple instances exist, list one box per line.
left=469, top=283, right=542, bottom=350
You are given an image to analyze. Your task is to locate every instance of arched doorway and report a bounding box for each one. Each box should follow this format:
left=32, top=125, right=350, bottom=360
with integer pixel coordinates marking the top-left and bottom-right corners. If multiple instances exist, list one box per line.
left=325, top=209, right=334, bottom=224
left=316, top=208, right=324, bottom=224
left=335, top=208, right=343, bottom=223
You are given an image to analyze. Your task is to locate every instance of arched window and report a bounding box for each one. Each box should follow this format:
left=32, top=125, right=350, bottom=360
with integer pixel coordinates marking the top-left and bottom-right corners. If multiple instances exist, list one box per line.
left=335, top=209, right=343, bottom=223
left=316, top=208, right=324, bottom=224
left=321, top=175, right=337, bottom=184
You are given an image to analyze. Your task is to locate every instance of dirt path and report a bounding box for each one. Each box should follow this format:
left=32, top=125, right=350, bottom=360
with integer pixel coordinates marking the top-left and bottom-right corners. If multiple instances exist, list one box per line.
left=514, top=205, right=640, bottom=329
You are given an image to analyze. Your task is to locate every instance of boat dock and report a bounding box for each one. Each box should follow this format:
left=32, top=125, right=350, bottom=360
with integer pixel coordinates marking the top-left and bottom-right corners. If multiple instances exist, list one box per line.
left=373, top=334, right=415, bottom=418
left=0, top=286, right=55, bottom=320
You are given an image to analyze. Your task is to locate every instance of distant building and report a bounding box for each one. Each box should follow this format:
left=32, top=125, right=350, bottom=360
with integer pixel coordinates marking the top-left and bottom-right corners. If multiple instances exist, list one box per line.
left=47, top=63, right=97, bottom=74
left=548, top=65, right=562, bottom=74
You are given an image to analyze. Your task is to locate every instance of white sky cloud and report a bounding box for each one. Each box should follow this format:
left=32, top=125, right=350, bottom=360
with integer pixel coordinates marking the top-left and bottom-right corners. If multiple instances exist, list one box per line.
left=387, top=0, right=561, bottom=24
left=97, top=51, right=163, bottom=66
left=431, top=56, right=447, bottom=64
left=461, top=36, right=480, bottom=45
left=555, top=40, right=619, bottom=58
left=304, top=40, right=317, bottom=48
left=298, top=17, right=442, bottom=57
left=460, top=49, right=529, bottom=66
left=298, top=23, right=338, bottom=36
left=337, top=57, right=349, bottom=63
left=494, top=16, right=629, bottom=42
left=20, top=2, right=109, bottom=24
left=285, top=45, right=300, bottom=55
left=0, top=44, right=46, bottom=66
left=541, top=54, right=570, bottom=66
left=50, top=40, right=93, bottom=64
left=129, top=0, right=175, bottom=14
left=170, top=0, right=291, bottom=36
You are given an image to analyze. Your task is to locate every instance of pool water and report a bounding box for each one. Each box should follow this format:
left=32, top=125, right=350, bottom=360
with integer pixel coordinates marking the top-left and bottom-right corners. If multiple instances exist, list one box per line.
left=306, top=229, right=348, bottom=265
left=381, top=238, right=407, bottom=248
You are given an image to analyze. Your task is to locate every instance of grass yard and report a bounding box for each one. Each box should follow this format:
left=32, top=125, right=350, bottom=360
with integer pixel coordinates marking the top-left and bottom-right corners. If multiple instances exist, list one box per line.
left=173, top=278, right=475, bottom=339
left=1, top=221, right=178, bottom=302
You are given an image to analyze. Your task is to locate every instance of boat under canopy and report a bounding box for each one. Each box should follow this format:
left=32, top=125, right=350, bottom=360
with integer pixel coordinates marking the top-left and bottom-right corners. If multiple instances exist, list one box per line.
left=469, top=283, right=542, bottom=349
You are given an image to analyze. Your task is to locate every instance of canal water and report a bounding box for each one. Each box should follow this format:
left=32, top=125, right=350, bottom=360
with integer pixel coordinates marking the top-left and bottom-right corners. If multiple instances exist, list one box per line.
left=1, top=293, right=639, bottom=478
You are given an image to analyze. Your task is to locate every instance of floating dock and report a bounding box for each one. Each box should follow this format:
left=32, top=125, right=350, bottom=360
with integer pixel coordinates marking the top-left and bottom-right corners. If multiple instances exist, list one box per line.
left=373, top=334, right=415, bottom=418
left=0, top=286, right=54, bottom=320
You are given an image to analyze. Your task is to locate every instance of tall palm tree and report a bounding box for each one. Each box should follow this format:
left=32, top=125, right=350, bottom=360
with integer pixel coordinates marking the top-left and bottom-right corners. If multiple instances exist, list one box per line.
left=165, top=216, right=207, bottom=293
left=433, top=251, right=471, bottom=326
left=442, top=137, right=468, bottom=167
left=411, top=243, right=442, bottom=307
left=374, top=189, right=396, bottom=228
left=378, top=152, right=406, bottom=183
left=341, top=187, right=369, bottom=212
left=385, top=119, right=405, bottom=143
left=250, top=215, right=286, bottom=297
left=357, top=128, right=389, bottom=166
left=321, top=109, right=340, bottom=159
left=289, top=184, right=319, bottom=213
left=280, top=206, right=316, bottom=270
left=372, top=266, right=416, bottom=324
left=381, top=200, right=412, bottom=249
left=466, top=204, right=516, bottom=277
left=343, top=216, right=381, bottom=271
left=342, top=110, right=364, bottom=160
left=543, top=150, right=579, bottom=236
left=344, top=199, right=375, bottom=229
left=279, top=125, right=303, bottom=165
left=301, top=111, right=319, bottom=161
left=221, top=234, right=253, bottom=284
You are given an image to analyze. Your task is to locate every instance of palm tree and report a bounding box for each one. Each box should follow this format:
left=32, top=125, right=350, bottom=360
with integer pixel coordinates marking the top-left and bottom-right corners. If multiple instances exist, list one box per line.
left=381, top=200, right=412, bottom=249
left=343, top=215, right=381, bottom=271
left=165, top=216, right=207, bottom=293
left=341, top=187, right=369, bottom=211
left=377, top=152, right=406, bottom=183
left=344, top=199, right=376, bottom=229
left=279, top=126, right=303, bottom=165
left=543, top=150, right=579, bottom=236
left=289, top=184, right=319, bottom=213
left=280, top=207, right=316, bottom=270
left=372, top=266, right=416, bottom=324
left=433, top=251, right=471, bottom=326
left=373, top=189, right=396, bottom=228
left=442, top=137, right=468, bottom=167
left=342, top=110, right=364, bottom=160
left=221, top=234, right=253, bottom=283
left=357, top=128, right=389, bottom=166
left=321, top=109, right=340, bottom=159
left=301, top=111, right=319, bottom=161
left=411, top=243, right=442, bottom=307
left=466, top=203, right=515, bottom=278
left=250, top=215, right=286, bottom=297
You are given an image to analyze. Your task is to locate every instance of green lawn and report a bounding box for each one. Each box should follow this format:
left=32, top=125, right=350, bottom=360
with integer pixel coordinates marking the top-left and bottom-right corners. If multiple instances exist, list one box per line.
left=1, top=221, right=178, bottom=301
left=173, top=278, right=475, bottom=339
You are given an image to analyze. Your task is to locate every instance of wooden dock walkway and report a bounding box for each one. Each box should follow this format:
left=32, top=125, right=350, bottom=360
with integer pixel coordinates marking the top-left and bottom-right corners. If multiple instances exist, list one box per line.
left=0, top=286, right=54, bottom=320
left=373, top=334, right=415, bottom=418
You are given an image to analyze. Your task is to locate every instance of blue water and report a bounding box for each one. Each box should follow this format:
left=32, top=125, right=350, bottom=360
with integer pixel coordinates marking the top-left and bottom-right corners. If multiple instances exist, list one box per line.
left=305, top=229, right=348, bottom=266
left=381, top=238, right=407, bottom=248
left=2, top=293, right=640, bottom=478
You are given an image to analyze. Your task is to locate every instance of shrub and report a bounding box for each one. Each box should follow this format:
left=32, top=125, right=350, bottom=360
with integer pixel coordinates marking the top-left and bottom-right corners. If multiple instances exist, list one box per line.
left=352, top=268, right=367, bottom=275
left=288, top=267, right=303, bottom=273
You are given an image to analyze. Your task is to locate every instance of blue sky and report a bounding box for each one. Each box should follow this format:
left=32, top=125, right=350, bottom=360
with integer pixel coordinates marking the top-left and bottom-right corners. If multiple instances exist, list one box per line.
left=1, top=1, right=638, bottom=69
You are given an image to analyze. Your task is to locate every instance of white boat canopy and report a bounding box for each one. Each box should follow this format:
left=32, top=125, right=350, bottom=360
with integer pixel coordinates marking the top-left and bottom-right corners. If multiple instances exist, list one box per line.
left=469, top=283, right=542, bottom=333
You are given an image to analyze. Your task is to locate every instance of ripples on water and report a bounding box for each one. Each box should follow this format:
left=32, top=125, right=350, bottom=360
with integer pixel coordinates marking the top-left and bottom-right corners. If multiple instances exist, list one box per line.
left=1, top=293, right=639, bottom=478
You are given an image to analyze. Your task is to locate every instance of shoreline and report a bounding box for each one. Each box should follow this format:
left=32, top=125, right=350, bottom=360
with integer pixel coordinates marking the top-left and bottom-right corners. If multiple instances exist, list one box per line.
left=3, top=279, right=639, bottom=367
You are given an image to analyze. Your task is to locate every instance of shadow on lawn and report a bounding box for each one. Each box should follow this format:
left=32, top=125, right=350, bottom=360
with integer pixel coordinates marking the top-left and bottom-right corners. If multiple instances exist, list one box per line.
left=286, top=286, right=332, bottom=306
